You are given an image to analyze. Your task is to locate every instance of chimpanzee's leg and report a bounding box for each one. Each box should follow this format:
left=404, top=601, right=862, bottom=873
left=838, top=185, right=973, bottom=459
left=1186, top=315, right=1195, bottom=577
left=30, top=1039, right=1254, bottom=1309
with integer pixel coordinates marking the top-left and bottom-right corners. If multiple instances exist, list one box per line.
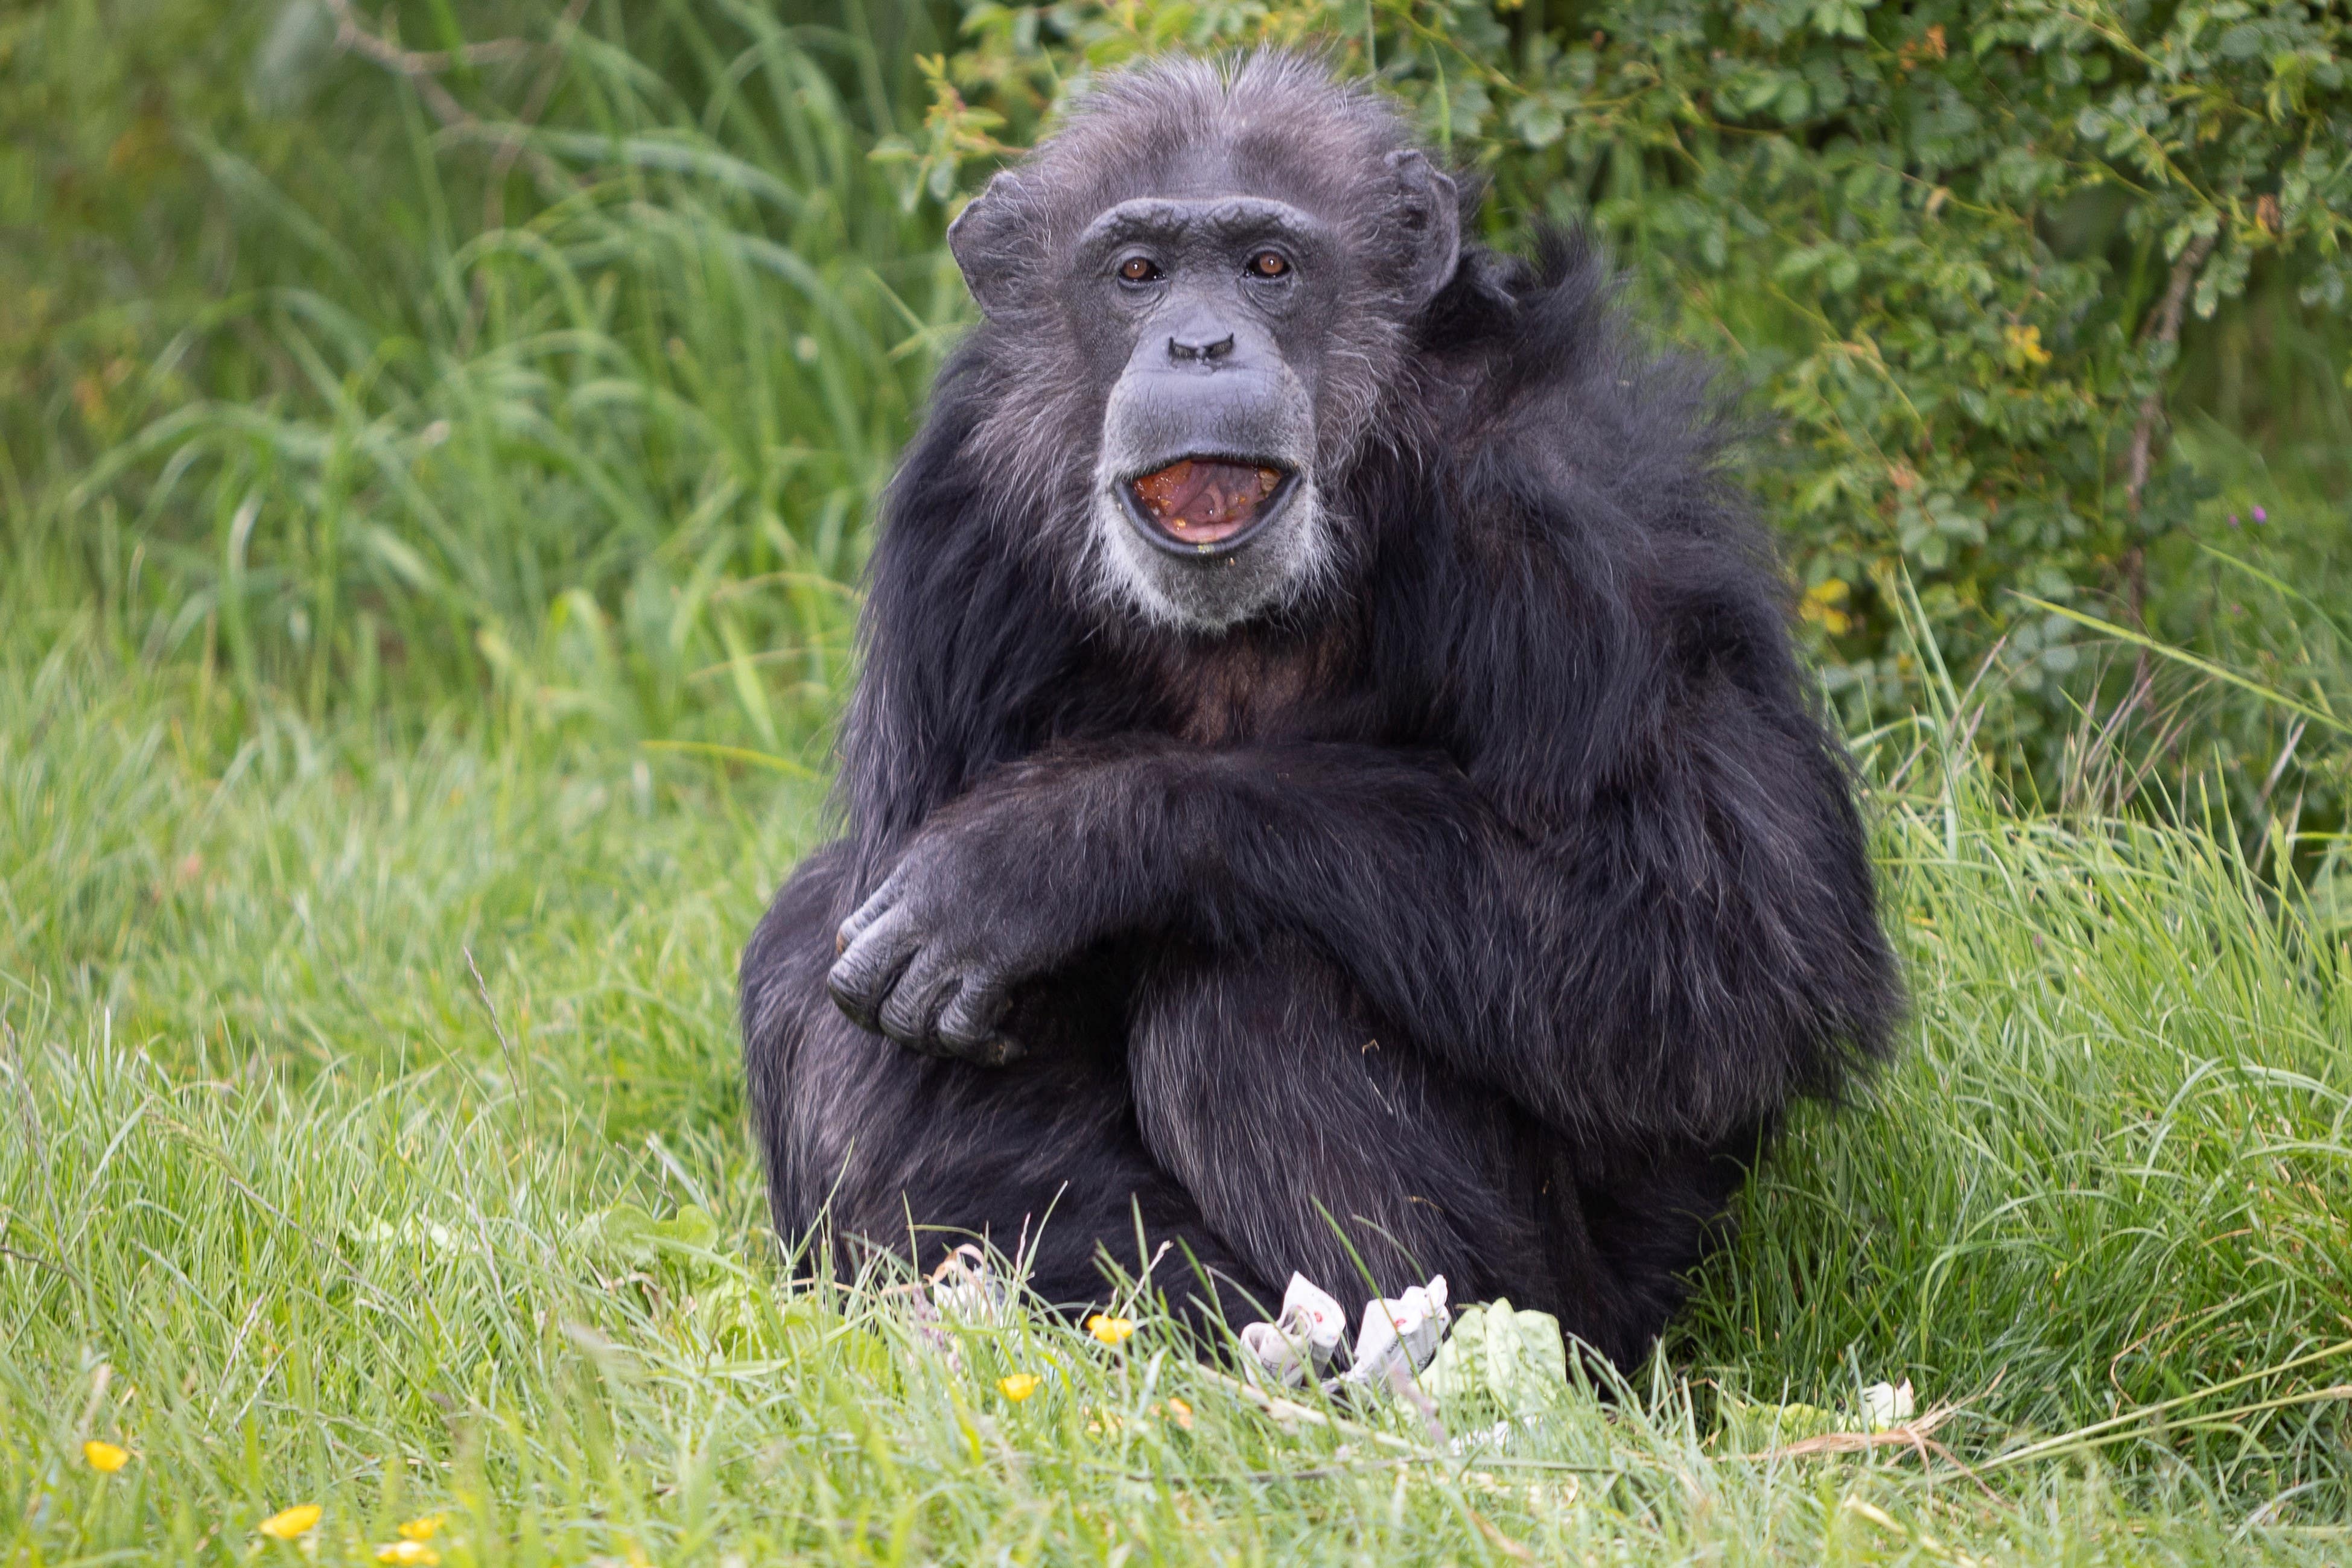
left=1127, top=939, right=1580, bottom=1307
left=740, top=844, right=1273, bottom=1325
left=1127, top=939, right=1757, bottom=1364
left=1568, top=1126, right=1764, bottom=1370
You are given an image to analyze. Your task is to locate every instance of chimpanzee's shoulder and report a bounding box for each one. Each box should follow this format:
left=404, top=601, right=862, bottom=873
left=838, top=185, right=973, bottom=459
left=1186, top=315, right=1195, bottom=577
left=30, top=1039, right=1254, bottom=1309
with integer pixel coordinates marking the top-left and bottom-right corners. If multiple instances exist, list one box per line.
left=1397, top=233, right=1802, bottom=722
left=1418, top=232, right=1778, bottom=587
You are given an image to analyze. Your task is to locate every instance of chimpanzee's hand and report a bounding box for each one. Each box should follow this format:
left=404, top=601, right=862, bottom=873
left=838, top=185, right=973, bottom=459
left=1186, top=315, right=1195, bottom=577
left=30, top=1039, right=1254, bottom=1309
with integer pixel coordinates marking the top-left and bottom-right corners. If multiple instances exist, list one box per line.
left=825, top=817, right=1084, bottom=1066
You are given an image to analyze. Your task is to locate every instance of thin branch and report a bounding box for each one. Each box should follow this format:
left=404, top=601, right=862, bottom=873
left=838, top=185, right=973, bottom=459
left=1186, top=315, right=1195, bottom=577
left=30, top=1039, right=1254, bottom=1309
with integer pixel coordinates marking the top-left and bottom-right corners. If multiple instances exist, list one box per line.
left=0, top=1245, right=83, bottom=1284
left=1979, top=1338, right=2352, bottom=1474
left=318, top=0, right=537, bottom=72
left=1738, top=1403, right=2002, bottom=1498
left=350, top=34, right=535, bottom=71
left=323, top=0, right=486, bottom=130
left=2015, top=594, right=2352, bottom=738
left=1466, top=1506, right=1536, bottom=1562
left=1384, top=1357, right=1450, bottom=1446
left=2125, top=230, right=2219, bottom=519
left=2111, top=227, right=2219, bottom=709
left=484, top=0, right=593, bottom=233
left=1191, top=1365, right=1419, bottom=1453
left=321, top=0, right=576, bottom=197
left=465, top=0, right=593, bottom=349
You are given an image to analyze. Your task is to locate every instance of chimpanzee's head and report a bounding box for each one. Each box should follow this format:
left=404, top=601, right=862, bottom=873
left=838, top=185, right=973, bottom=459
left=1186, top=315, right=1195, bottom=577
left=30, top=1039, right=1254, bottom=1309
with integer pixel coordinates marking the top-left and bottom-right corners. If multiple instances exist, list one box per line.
left=946, top=53, right=1460, bottom=632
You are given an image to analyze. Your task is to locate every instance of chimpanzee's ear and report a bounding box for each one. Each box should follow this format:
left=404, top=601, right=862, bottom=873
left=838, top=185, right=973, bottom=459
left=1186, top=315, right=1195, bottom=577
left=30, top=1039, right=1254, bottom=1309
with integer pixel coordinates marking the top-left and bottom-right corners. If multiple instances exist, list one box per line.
left=948, top=173, right=1032, bottom=320
left=1386, top=149, right=1461, bottom=308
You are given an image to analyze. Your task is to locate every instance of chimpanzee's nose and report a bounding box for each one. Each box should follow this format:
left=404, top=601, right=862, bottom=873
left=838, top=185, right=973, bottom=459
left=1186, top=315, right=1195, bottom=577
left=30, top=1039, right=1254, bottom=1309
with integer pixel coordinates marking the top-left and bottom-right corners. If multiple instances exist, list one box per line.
left=1168, top=329, right=1236, bottom=364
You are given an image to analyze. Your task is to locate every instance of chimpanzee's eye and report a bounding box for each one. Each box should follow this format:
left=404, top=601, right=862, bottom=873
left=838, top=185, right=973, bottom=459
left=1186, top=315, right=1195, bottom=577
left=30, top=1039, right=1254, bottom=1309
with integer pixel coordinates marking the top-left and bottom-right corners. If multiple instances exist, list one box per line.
left=1248, top=251, right=1291, bottom=278
left=1117, top=256, right=1162, bottom=284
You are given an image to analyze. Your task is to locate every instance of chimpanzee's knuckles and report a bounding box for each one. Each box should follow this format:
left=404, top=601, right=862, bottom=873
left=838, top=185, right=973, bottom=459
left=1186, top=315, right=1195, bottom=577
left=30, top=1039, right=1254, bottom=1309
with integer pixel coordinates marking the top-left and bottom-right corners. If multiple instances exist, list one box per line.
left=824, top=963, right=884, bottom=1033
left=936, top=975, right=1011, bottom=1054
left=825, top=913, right=920, bottom=1032
left=878, top=954, right=957, bottom=1047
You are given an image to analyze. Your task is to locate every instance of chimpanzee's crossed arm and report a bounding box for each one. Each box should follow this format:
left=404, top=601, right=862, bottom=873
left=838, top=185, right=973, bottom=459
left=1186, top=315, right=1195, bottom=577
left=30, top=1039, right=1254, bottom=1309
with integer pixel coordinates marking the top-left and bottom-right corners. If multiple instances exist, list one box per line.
left=827, top=684, right=1895, bottom=1141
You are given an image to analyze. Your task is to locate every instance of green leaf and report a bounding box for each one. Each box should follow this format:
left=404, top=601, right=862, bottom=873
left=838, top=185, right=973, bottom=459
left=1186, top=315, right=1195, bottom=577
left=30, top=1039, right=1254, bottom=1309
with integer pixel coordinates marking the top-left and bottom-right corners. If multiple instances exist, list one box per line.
left=571, top=1202, right=724, bottom=1278
left=1717, top=1399, right=1845, bottom=1452
left=1422, top=1299, right=1569, bottom=1418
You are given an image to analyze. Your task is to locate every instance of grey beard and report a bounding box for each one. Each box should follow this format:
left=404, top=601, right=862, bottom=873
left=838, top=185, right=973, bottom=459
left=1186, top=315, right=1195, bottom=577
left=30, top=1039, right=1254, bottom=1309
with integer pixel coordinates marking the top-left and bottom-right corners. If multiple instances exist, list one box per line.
left=1082, top=474, right=1335, bottom=633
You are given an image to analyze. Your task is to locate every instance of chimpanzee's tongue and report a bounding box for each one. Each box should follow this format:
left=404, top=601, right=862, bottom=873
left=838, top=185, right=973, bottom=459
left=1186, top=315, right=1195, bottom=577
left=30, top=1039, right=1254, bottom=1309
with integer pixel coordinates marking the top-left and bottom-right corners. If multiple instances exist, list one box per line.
left=1130, top=459, right=1284, bottom=545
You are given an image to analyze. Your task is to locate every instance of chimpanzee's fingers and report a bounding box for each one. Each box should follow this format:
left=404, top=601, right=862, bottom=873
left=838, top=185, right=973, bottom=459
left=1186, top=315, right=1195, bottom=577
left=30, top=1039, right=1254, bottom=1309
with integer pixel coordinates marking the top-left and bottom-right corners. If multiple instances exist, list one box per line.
left=880, top=955, right=961, bottom=1050
left=936, top=976, right=1013, bottom=1057
left=826, top=910, right=920, bottom=1033
left=833, top=872, right=901, bottom=956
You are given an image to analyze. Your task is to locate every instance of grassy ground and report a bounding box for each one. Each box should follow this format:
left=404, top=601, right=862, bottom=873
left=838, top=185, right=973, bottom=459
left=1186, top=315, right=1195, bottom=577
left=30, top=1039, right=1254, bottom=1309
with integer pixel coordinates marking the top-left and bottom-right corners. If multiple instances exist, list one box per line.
left=7, top=618, right=2351, bottom=1566
left=5, top=7, right=2349, bottom=1560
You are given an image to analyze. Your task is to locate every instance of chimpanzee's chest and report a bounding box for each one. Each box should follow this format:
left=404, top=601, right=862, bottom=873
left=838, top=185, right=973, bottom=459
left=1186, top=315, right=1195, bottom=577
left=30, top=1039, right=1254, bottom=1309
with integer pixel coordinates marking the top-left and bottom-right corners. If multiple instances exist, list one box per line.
left=1135, top=624, right=1381, bottom=748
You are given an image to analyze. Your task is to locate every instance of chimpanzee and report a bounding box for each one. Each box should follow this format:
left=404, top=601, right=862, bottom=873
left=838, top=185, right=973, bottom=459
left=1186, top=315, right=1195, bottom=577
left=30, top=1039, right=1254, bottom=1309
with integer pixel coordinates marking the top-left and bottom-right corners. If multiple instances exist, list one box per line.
left=740, top=51, right=1899, bottom=1370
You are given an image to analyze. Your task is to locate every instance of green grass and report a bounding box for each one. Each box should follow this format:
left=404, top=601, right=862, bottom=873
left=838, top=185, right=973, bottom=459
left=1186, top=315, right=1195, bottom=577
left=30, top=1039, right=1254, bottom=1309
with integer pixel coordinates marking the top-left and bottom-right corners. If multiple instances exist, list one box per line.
left=7, top=622, right=2351, bottom=1566
left=6, top=4, right=2350, bottom=1560
left=8, top=1, right=954, bottom=752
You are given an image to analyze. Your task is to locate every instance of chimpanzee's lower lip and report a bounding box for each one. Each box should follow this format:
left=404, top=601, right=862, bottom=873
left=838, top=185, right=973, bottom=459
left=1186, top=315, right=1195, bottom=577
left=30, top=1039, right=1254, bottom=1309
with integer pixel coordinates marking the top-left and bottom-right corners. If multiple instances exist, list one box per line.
left=1117, top=457, right=1298, bottom=559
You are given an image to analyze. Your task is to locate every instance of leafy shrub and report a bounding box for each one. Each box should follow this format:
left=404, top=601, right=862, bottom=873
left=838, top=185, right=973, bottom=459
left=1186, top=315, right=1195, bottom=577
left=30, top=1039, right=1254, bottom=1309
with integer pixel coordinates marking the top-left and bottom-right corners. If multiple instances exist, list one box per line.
left=913, top=0, right=2352, bottom=786
left=8, top=1, right=2345, bottom=836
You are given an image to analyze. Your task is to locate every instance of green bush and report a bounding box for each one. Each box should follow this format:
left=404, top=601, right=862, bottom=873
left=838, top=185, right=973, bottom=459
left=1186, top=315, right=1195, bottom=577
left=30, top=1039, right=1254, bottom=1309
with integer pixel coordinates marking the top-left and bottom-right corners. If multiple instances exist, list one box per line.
left=915, top=0, right=2351, bottom=795
left=8, top=1, right=2346, bottom=834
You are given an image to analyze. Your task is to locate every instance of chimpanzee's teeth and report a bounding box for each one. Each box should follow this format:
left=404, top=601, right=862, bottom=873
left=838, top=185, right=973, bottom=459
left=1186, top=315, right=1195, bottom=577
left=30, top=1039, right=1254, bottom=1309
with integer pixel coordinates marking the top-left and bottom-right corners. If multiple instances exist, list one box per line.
left=1130, top=459, right=1284, bottom=544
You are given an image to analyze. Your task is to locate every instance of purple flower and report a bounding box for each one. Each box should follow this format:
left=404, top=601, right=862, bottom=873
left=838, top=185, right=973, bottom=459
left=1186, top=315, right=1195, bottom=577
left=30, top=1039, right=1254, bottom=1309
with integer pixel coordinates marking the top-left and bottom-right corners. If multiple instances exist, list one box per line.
left=2252, top=506, right=2268, bottom=522
left=2228, top=513, right=2240, bottom=527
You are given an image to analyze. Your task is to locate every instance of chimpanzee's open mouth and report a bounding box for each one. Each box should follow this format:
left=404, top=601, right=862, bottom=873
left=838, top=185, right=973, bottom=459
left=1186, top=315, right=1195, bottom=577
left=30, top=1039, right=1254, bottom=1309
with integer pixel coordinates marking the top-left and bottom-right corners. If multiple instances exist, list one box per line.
left=1120, top=457, right=1296, bottom=557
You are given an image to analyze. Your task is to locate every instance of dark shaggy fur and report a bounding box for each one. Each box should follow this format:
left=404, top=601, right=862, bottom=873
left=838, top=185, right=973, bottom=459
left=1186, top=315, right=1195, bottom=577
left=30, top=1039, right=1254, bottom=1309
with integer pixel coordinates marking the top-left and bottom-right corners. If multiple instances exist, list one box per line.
left=740, top=54, right=1899, bottom=1370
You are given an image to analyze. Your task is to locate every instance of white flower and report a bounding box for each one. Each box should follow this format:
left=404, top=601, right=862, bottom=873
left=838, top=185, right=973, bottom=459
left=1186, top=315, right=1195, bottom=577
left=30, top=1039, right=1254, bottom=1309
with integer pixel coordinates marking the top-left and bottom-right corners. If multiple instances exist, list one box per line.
left=1859, top=1379, right=1916, bottom=1431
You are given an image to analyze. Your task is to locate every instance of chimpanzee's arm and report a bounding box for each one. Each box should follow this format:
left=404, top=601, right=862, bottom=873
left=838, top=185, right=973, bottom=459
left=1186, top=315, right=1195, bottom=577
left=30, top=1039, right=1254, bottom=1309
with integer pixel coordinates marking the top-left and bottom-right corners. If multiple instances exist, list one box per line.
left=827, top=670, right=1898, bottom=1140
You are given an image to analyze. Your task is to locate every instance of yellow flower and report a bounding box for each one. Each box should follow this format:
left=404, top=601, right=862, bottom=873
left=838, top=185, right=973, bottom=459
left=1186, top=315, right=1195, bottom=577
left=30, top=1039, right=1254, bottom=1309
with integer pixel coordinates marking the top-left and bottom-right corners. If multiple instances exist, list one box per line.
left=1799, top=579, right=1853, bottom=638
left=375, top=1541, right=441, bottom=1566
left=1086, top=1314, right=1136, bottom=1347
left=1165, top=1395, right=1194, bottom=1430
left=83, top=1440, right=130, bottom=1474
left=997, top=1373, right=1042, bottom=1401
left=2003, top=323, right=2052, bottom=368
left=258, top=1505, right=322, bottom=1540
left=397, top=1515, right=447, bottom=1542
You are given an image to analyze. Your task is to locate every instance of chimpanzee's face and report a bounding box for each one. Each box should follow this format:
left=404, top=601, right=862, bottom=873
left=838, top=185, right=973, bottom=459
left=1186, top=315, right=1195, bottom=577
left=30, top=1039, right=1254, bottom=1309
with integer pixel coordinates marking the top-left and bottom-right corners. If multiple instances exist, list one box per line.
left=945, top=66, right=1458, bottom=635
left=1062, top=194, right=1344, bottom=631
